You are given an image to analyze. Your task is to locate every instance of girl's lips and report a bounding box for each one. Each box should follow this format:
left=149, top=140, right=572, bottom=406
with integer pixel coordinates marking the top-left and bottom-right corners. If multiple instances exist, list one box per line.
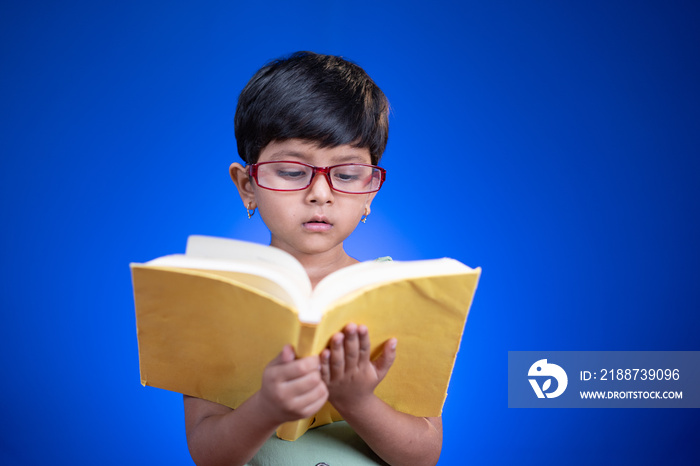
left=303, top=220, right=332, bottom=232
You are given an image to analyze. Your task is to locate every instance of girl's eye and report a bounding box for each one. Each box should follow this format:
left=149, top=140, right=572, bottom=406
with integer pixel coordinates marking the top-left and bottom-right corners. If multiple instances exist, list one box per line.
left=277, top=170, right=306, bottom=178
left=274, top=164, right=310, bottom=179
left=332, top=167, right=366, bottom=183
left=333, top=172, right=360, bottom=182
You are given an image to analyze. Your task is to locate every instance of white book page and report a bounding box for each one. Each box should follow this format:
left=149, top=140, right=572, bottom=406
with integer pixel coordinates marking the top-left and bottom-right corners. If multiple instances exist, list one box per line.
left=303, top=258, right=474, bottom=323
left=144, top=254, right=310, bottom=311
left=185, top=235, right=311, bottom=296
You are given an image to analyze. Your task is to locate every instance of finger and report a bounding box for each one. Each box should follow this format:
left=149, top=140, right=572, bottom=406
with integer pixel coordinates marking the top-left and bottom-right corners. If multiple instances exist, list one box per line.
left=320, top=349, right=331, bottom=385
left=267, top=344, right=296, bottom=367
left=289, top=381, right=329, bottom=418
left=285, top=366, right=324, bottom=396
left=343, top=323, right=359, bottom=369
left=329, top=332, right=345, bottom=380
left=357, top=325, right=371, bottom=363
left=281, top=344, right=296, bottom=363
left=272, top=355, right=320, bottom=382
left=373, top=338, right=397, bottom=382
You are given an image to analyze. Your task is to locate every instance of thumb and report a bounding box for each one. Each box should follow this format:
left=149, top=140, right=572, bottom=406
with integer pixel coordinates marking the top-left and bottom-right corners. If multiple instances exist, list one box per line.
left=269, top=344, right=296, bottom=366
left=373, top=338, right=397, bottom=381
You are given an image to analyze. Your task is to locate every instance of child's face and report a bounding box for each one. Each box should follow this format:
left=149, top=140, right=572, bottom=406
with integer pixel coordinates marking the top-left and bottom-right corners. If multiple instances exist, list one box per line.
left=231, top=139, right=377, bottom=260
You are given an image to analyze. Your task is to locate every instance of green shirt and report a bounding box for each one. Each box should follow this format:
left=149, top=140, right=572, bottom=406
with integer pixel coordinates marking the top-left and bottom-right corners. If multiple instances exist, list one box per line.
left=248, top=421, right=389, bottom=465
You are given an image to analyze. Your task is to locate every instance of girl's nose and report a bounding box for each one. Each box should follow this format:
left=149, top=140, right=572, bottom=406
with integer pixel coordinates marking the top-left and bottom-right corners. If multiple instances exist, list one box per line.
left=305, top=171, right=334, bottom=203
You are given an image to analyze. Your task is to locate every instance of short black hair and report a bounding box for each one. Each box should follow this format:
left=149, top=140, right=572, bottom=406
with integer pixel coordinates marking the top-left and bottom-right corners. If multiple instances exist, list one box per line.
left=234, top=51, right=389, bottom=165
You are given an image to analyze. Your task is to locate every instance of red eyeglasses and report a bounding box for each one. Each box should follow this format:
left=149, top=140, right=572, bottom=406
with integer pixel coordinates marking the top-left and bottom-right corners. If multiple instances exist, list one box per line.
left=248, top=161, right=386, bottom=194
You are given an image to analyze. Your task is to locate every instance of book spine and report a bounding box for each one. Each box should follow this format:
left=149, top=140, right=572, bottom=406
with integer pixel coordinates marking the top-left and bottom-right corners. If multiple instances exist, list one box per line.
left=276, top=418, right=314, bottom=441
left=295, top=323, right=318, bottom=357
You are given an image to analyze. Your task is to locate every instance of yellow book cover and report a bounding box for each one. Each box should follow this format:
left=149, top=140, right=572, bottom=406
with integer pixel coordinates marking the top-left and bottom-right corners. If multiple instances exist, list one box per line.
left=131, top=235, right=481, bottom=440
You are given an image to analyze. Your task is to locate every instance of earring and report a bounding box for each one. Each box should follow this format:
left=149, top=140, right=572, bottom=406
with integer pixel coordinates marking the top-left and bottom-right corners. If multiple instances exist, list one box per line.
left=247, top=202, right=255, bottom=219
left=361, top=208, right=369, bottom=224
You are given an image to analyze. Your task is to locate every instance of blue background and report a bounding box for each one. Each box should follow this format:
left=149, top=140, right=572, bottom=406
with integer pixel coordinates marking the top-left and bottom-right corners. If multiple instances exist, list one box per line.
left=1, top=1, right=698, bottom=464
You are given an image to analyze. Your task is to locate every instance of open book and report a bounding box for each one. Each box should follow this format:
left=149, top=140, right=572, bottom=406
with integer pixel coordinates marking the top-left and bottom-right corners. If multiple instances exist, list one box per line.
left=131, top=235, right=481, bottom=440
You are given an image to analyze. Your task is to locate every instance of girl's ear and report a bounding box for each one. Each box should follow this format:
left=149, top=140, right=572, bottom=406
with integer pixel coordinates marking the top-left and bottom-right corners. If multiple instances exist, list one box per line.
left=229, top=163, right=256, bottom=209
left=364, top=190, right=378, bottom=214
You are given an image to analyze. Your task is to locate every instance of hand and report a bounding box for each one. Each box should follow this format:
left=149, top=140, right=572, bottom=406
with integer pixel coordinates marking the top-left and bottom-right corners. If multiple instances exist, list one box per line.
left=257, top=344, right=329, bottom=425
left=320, top=323, right=397, bottom=414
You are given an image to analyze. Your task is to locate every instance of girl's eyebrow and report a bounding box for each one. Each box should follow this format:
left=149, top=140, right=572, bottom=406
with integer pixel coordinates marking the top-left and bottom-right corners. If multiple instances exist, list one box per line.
left=267, top=151, right=370, bottom=164
left=332, top=154, right=369, bottom=163
left=266, top=150, right=307, bottom=161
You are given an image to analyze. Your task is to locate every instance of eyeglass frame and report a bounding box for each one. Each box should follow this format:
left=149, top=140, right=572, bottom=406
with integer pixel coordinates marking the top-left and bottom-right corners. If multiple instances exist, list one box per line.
left=247, top=160, right=387, bottom=194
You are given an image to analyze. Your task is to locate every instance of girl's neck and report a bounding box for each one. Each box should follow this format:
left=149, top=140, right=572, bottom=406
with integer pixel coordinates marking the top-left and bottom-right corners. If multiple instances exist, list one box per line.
left=306, top=256, right=359, bottom=289
left=292, top=247, right=359, bottom=289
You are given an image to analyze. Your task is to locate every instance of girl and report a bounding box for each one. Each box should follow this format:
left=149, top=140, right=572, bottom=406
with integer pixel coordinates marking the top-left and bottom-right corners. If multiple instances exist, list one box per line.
left=184, top=52, right=442, bottom=466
